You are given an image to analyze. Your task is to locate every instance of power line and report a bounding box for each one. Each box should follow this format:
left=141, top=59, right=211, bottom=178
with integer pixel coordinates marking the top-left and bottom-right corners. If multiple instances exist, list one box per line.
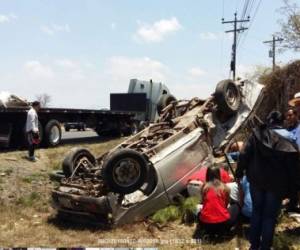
left=236, top=0, right=251, bottom=48
left=222, top=0, right=225, bottom=19
left=237, top=0, right=257, bottom=46
left=237, top=0, right=262, bottom=49
left=240, top=0, right=250, bottom=20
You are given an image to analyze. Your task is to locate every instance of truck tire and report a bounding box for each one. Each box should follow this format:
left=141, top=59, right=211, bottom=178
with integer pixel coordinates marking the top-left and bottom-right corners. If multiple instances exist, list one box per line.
left=122, top=122, right=137, bottom=136
left=157, top=94, right=177, bottom=114
left=96, top=126, right=121, bottom=137
left=44, top=120, right=62, bottom=147
left=62, top=148, right=96, bottom=177
left=102, top=149, right=149, bottom=194
left=214, top=79, right=241, bottom=117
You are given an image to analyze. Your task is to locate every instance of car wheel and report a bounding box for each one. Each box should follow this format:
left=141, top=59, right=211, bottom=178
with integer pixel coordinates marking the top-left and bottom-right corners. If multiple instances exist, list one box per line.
left=65, top=127, right=70, bottom=132
left=102, top=149, right=149, bottom=194
left=215, top=79, right=241, bottom=117
left=49, top=170, right=65, bottom=182
left=44, top=120, right=62, bottom=147
left=157, top=94, right=177, bottom=114
left=62, top=148, right=96, bottom=177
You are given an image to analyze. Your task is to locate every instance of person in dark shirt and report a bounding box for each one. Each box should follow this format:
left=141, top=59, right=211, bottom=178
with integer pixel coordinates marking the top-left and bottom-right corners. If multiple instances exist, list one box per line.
left=236, top=111, right=300, bottom=250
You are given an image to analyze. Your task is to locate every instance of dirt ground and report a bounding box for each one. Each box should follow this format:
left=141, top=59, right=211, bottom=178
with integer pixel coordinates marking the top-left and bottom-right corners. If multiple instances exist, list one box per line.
left=0, top=138, right=300, bottom=249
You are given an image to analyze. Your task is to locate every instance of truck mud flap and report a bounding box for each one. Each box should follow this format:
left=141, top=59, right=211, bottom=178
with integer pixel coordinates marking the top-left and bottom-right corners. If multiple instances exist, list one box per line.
left=0, top=123, right=12, bottom=148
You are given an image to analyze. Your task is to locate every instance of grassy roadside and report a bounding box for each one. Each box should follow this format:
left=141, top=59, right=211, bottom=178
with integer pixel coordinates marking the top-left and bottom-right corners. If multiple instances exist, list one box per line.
left=0, top=138, right=299, bottom=249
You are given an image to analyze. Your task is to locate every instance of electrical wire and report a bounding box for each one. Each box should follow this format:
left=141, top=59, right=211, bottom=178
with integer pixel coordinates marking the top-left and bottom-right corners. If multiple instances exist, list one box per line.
left=238, top=0, right=262, bottom=49
left=237, top=0, right=255, bottom=47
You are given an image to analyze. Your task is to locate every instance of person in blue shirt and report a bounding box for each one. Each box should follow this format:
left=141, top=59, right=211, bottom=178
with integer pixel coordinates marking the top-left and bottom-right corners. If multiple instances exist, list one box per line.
left=285, top=108, right=300, bottom=148
left=285, top=108, right=300, bottom=213
left=227, top=142, right=253, bottom=220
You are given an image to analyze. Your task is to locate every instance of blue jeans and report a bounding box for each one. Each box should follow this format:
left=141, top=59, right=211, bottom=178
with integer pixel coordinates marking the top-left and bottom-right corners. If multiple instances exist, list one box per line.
left=249, top=185, right=282, bottom=250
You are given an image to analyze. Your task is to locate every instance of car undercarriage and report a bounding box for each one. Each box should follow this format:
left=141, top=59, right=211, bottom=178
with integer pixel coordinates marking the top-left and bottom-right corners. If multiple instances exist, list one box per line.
left=52, top=79, right=264, bottom=226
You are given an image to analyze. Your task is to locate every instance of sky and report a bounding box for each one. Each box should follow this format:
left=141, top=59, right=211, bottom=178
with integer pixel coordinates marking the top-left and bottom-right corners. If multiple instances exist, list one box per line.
left=0, top=0, right=299, bottom=109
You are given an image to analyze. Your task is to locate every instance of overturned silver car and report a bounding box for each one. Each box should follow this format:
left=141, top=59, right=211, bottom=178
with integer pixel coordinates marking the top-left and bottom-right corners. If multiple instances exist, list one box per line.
left=51, top=79, right=264, bottom=226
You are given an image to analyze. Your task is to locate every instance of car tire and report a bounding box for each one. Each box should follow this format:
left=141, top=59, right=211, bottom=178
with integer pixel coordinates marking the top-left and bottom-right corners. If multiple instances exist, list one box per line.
left=102, top=149, right=149, bottom=194
left=44, top=120, right=62, bottom=147
left=65, top=127, right=70, bottom=132
left=214, top=79, right=241, bottom=116
left=49, top=170, right=65, bottom=182
left=157, top=94, right=177, bottom=114
left=62, top=147, right=96, bottom=177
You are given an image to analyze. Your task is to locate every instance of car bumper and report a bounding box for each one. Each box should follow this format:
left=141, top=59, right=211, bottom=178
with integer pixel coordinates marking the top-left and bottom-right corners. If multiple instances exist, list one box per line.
left=52, top=190, right=113, bottom=224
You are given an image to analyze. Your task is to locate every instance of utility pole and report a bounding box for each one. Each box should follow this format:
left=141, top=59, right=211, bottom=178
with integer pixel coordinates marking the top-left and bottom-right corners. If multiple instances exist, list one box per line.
left=222, top=13, right=250, bottom=80
left=263, top=35, right=283, bottom=71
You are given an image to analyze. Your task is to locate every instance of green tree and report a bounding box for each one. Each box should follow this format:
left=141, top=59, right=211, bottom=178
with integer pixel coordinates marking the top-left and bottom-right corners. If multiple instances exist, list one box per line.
left=278, top=0, right=300, bottom=51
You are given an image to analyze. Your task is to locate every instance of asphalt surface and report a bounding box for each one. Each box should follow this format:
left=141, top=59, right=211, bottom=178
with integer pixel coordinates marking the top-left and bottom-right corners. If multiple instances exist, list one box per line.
left=0, top=129, right=117, bottom=152
left=60, top=129, right=106, bottom=145
left=61, top=129, right=98, bottom=139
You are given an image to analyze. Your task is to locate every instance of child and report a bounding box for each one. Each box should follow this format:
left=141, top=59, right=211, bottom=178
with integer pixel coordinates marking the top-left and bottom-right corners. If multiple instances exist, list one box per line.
left=199, top=166, right=240, bottom=235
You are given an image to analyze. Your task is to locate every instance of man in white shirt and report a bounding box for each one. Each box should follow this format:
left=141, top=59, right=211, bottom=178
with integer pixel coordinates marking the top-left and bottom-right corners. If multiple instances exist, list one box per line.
left=25, top=101, right=41, bottom=161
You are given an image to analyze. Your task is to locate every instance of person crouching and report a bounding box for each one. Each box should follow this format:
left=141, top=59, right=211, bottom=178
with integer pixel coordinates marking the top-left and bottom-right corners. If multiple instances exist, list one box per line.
left=198, top=166, right=240, bottom=235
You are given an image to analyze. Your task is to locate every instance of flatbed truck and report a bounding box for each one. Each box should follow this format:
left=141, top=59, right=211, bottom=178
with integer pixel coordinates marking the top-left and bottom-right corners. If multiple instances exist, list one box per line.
left=0, top=79, right=175, bottom=149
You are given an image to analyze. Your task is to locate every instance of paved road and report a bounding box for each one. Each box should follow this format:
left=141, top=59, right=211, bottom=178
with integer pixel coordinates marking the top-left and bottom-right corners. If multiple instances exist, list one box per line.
left=60, top=129, right=119, bottom=146
left=0, top=129, right=117, bottom=152
left=62, top=129, right=98, bottom=140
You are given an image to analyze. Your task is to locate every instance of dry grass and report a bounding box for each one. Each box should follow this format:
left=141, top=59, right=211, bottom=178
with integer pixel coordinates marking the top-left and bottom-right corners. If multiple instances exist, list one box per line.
left=0, top=138, right=299, bottom=249
left=257, top=60, right=300, bottom=120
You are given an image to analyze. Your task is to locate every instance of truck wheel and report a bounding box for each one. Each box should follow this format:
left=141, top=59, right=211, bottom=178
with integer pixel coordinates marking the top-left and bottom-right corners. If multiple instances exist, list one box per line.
left=102, top=149, right=148, bottom=194
left=96, top=127, right=121, bottom=137
left=122, top=123, right=137, bottom=136
left=215, top=79, right=241, bottom=117
left=157, top=94, right=177, bottom=114
left=62, top=148, right=96, bottom=177
left=44, top=120, right=62, bottom=147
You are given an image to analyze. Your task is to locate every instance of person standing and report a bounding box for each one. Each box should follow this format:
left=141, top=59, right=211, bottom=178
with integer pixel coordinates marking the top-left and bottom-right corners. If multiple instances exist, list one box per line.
left=236, top=111, right=300, bottom=250
left=288, top=92, right=300, bottom=118
left=25, top=101, right=41, bottom=161
left=285, top=108, right=300, bottom=147
left=284, top=108, right=300, bottom=213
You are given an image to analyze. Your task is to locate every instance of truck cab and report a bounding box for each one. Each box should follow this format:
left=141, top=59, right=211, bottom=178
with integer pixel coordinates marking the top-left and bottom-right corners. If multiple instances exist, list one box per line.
left=110, top=79, right=175, bottom=124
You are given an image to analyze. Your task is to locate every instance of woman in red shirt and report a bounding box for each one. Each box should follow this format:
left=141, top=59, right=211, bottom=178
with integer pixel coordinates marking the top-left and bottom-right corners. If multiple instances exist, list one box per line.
left=199, top=166, right=240, bottom=235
